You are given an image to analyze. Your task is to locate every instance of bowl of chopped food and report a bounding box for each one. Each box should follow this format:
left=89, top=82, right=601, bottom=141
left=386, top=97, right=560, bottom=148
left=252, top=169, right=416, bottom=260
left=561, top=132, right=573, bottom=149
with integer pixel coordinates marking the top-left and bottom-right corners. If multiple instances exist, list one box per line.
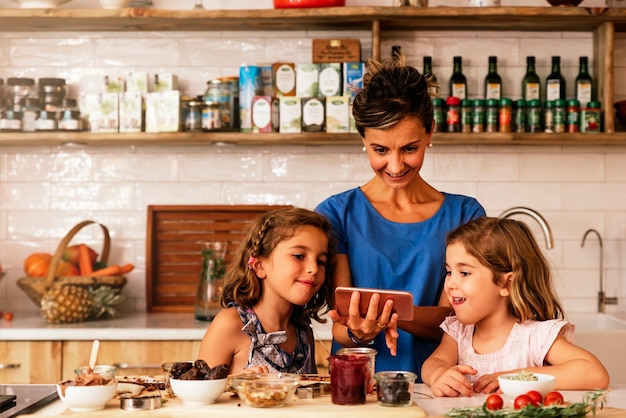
left=498, top=371, right=556, bottom=399
left=230, top=373, right=300, bottom=408
left=56, top=365, right=118, bottom=412
left=168, top=360, right=229, bottom=406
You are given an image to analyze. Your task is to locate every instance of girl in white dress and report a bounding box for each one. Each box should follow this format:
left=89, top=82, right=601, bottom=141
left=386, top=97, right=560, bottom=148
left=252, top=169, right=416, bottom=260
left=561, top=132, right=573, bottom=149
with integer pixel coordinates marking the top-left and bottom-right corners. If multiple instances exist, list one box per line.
left=421, top=216, right=610, bottom=397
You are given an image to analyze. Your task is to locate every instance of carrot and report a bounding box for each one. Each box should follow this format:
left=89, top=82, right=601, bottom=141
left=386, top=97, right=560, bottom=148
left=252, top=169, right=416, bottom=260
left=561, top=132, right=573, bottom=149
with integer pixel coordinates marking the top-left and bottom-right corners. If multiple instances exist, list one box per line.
left=78, top=244, right=93, bottom=275
left=119, top=263, right=134, bottom=275
left=90, top=264, right=121, bottom=277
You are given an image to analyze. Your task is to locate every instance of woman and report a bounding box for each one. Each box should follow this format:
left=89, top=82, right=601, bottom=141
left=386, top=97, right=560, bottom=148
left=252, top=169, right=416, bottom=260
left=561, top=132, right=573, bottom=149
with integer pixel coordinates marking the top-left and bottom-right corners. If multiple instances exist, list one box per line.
left=315, top=53, right=485, bottom=377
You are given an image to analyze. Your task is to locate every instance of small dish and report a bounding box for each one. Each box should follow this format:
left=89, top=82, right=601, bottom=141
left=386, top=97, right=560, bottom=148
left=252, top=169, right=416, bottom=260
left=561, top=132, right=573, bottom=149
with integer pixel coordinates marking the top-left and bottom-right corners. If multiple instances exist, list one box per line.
left=169, top=377, right=228, bottom=406
left=98, top=0, right=131, bottom=8
left=498, top=372, right=556, bottom=399
left=10, top=0, right=73, bottom=8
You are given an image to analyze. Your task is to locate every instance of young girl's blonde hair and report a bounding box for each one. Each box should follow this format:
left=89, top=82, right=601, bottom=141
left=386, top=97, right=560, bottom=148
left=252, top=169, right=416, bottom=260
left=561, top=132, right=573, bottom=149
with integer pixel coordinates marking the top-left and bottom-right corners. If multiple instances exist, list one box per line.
left=220, top=207, right=336, bottom=328
left=446, top=216, right=564, bottom=323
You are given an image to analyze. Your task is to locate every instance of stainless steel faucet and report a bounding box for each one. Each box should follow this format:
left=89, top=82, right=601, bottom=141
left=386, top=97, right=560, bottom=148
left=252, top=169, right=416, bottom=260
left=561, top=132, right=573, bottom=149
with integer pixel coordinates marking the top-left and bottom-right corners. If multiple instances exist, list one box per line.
left=581, top=228, right=618, bottom=313
left=498, top=207, right=554, bottom=250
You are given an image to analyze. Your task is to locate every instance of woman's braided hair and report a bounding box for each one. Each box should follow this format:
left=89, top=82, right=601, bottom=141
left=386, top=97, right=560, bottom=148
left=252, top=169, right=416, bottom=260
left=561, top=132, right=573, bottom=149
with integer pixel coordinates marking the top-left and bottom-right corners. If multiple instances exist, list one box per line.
left=220, top=207, right=336, bottom=328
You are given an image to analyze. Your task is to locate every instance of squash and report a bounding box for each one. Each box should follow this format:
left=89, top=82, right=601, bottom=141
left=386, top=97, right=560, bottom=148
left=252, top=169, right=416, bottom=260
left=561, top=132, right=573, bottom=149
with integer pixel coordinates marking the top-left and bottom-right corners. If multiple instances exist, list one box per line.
left=23, top=253, right=52, bottom=277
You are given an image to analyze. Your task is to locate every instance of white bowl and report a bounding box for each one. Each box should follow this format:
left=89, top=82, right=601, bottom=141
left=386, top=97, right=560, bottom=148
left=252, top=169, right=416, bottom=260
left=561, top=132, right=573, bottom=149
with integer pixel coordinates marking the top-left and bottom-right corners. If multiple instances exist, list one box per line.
left=170, top=377, right=228, bottom=406
left=498, top=372, right=556, bottom=399
left=98, top=0, right=131, bottom=8
left=56, top=381, right=117, bottom=412
left=10, top=0, right=73, bottom=8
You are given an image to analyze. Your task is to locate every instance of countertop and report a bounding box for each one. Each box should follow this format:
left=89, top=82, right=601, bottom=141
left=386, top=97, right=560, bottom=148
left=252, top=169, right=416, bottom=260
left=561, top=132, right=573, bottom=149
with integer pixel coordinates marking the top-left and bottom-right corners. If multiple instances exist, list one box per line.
left=29, top=384, right=626, bottom=417
left=0, top=311, right=334, bottom=341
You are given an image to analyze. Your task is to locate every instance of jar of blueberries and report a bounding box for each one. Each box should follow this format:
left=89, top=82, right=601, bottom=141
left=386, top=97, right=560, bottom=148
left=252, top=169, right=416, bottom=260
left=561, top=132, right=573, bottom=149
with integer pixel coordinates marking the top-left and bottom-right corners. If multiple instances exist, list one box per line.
left=374, top=371, right=417, bottom=407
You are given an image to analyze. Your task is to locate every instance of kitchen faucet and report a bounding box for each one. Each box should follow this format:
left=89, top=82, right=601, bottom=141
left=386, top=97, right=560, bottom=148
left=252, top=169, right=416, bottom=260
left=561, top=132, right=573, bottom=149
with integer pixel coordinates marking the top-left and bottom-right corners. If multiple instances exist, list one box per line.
left=498, top=207, right=554, bottom=250
left=581, top=228, right=618, bottom=313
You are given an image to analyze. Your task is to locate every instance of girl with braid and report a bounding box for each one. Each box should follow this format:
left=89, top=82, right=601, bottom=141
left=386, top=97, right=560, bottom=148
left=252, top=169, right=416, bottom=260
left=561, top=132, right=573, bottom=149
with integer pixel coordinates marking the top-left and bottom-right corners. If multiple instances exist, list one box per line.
left=198, top=207, right=336, bottom=374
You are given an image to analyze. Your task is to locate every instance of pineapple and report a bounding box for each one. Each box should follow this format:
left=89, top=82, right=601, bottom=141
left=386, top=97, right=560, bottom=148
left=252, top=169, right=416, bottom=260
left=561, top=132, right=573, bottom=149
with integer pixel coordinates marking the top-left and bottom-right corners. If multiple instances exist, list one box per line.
left=40, top=284, right=125, bottom=323
left=41, top=284, right=92, bottom=323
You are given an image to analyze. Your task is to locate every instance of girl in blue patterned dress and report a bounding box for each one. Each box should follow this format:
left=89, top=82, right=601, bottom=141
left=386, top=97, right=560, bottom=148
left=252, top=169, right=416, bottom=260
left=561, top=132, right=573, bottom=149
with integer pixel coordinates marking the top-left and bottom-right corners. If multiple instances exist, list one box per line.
left=198, top=207, right=335, bottom=375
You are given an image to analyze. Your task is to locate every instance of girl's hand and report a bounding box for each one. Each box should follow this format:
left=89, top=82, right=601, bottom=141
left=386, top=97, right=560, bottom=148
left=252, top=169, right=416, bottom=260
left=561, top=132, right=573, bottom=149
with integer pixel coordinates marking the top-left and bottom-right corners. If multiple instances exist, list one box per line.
left=429, top=365, right=477, bottom=397
left=472, top=372, right=501, bottom=394
left=238, top=365, right=269, bottom=374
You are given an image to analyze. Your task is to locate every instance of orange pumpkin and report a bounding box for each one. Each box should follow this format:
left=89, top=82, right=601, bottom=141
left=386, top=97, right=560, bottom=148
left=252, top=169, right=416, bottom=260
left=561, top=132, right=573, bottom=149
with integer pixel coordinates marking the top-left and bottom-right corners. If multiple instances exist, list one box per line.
left=23, top=253, right=52, bottom=277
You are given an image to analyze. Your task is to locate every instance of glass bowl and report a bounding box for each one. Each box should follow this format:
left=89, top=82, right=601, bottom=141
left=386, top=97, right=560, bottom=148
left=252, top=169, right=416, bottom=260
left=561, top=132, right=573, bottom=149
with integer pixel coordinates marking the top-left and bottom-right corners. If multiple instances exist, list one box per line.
left=374, top=371, right=417, bottom=407
left=230, top=373, right=300, bottom=408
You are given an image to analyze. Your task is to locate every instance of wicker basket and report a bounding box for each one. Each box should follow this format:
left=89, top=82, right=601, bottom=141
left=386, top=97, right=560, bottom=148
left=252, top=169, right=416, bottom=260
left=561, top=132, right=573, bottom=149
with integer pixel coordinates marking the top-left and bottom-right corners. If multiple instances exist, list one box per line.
left=17, top=220, right=127, bottom=309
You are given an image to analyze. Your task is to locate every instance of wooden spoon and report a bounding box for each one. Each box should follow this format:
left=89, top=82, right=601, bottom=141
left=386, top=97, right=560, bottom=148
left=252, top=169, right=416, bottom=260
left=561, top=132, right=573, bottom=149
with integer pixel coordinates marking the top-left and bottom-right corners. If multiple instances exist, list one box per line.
left=89, top=339, right=100, bottom=374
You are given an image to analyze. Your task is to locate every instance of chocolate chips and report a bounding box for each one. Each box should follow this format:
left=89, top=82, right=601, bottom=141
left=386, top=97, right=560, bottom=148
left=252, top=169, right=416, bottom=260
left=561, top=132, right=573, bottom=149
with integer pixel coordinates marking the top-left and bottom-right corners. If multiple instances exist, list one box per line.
left=170, top=360, right=228, bottom=380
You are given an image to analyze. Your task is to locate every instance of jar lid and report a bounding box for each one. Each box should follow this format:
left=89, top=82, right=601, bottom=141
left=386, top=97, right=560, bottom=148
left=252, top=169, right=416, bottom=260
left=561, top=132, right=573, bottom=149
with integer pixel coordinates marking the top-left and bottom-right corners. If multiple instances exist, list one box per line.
left=461, top=99, right=472, bottom=106
left=7, top=77, right=35, bottom=87
left=446, top=96, right=461, bottom=105
left=486, top=99, right=499, bottom=106
left=473, top=99, right=485, bottom=105
left=554, top=99, right=566, bottom=106
left=567, top=99, right=580, bottom=106
left=527, top=99, right=542, bottom=107
left=38, top=77, right=66, bottom=86
left=500, top=98, right=513, bottom=105
left=432, top=98, right=445, bottom=105
left=514, top=99, right=526, bottom=106
left=587, top=101, right=601, bottom=108
left=545, top=100, right=555, bottom=108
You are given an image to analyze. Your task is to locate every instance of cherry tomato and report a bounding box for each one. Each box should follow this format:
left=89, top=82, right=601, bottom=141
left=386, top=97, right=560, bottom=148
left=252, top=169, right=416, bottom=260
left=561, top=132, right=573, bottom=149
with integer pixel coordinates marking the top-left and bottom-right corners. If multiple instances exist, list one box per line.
left=485, top=394, right=504, bottom=411
left=525, top=390, right=543, bottom=406
left=514, top=394, right=533, bottom=410
left=3, top=312, right=13, bottom=321
left=544, top=391, right=564, bottom=406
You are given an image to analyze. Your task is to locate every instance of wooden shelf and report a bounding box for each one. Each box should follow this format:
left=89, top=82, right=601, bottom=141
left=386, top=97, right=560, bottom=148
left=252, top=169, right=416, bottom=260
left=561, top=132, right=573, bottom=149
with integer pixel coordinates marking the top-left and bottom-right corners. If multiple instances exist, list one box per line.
left=1, top=131, right=625, bottom=147
left=0, top=7, right=624, bottom=33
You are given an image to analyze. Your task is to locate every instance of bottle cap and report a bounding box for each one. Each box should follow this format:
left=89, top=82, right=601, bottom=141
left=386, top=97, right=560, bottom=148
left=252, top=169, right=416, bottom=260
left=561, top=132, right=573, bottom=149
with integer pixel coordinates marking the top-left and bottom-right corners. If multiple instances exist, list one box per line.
left=446, top=96, right=461, bottom=105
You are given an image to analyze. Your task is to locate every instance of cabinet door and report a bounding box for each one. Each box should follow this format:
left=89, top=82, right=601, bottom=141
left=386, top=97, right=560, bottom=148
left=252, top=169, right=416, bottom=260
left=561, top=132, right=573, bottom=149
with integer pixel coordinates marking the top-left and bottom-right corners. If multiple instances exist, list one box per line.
left=0, top=341, right=62, bottom=384
left=62, top=340, right=201, bottom=380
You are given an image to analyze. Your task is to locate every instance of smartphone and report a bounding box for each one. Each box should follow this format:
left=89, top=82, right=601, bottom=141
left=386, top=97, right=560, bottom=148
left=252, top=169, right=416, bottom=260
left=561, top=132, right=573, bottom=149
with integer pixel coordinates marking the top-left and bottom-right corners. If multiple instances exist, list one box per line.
left=334, top=286, right=414, bottom=321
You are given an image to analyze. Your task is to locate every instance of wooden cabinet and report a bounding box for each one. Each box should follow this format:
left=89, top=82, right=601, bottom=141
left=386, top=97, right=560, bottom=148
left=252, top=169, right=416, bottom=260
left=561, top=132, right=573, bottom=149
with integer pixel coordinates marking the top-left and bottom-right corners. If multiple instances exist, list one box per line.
left=61, top=340, right=201, bottom=380
left=0, top=7, right=625, bottom=146
left=0, top=341, right=62, bottom=384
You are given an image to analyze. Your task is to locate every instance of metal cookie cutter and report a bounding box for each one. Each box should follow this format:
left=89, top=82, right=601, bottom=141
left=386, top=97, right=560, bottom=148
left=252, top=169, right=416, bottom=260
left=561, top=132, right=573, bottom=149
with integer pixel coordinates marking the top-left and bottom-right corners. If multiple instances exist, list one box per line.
left=296, top=382, right=331, bottom=399
left=120, top=395, right=162, bottom=411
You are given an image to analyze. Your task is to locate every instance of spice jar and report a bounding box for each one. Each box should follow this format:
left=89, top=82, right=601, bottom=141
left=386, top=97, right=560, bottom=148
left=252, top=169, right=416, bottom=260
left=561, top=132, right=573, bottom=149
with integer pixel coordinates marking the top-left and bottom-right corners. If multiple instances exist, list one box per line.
left=566, top=99, right=580, bottom=133
left=58, top=98, right=82, bottom=131
left=185, top=99, right=205, bottom=132
left=553, top=99, right=566, bottom=133
left=35, top=109, right=57, bottom=131
left=514, top=99, right=527, bottom=133
left=432, top=98, right=445, bottom=133
left=544, top=100, right=555, bottom=133
left=581, top=101, right=602, bottom=133
left=38, top=77, right=66, bottom=112
left=527, top=99, right=542, bottom=133
left=446, top=96, right=461, bottom=132
left=485, top=99, right=499, bottom=133
left=472, top=99, right=485, bottom=133
left=6, top=77, right=35, bottom=111
left=461, top=99, right=472, bottom=133
left=0, top=109, right=23, bottom=132
left=498, top=98, right=512, bottom=133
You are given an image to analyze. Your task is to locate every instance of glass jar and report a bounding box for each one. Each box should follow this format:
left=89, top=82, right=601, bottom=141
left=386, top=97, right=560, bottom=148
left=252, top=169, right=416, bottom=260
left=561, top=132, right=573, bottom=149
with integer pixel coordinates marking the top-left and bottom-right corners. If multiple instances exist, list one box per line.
left=185, top=99, right=205, bottom=132
left=544, top=100, right=555, bottom=133
left=567, top=99, right=580, bottom=133
left=0, top=109, right=23, bottom=132
left=194, top=241, right=227, bottom=322
left=6, top=77, right=35, bottom=111
left=0, top=78, right=5, bottom=110
left=514, top=99, right=527, bottom=133
left=581, top=100, right=602, bottom=133
left=498, top=98, right=512, bottom=133
left=553, top=99, right=566, bottom=133
left=22, top=98, right=41, bottom=132
left=204, top=79, right=231, bottom=130
left=445, top=96, right=461, bottom=132
left=336, top=347, right=377, bottom=394
left=472, top=99, right=485, bottom=133
left=58, top=98, right=82, bottom=131
left=35, top=109, right=58, bottom=131
left=329, top=354, right=369, bottom=405
left=38, top=78, right=66, bottom=112
left=375, top=371, right=417, bottom=407
left=461, top=99, right=472, bottom=133
left=432, top=98, right=445, bottom=132
left=485, top=99, right=499, bottom=133
left=202, top=101, right=222, bottom=131
left=527, top=99, right=542, bottom=132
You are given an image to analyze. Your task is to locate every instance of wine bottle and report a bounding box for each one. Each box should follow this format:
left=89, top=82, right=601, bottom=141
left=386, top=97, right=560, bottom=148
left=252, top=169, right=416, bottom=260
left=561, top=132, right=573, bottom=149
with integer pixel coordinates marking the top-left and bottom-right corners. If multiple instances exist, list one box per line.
left=575, top=56, right=594, bottom=106
left=423, top=56, right=439, bottom=96
left=522, top=56, right=541, bottom=101
left=484, top=56, right=502, bottom=100
left=546, top=55, right=566, bottom=102
left=449, top=56, right=467, bottom=100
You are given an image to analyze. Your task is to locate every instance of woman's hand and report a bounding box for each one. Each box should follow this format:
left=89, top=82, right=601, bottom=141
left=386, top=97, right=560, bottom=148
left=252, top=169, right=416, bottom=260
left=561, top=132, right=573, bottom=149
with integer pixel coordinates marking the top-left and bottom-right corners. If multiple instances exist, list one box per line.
left=328, top=290, right=399, bottom=355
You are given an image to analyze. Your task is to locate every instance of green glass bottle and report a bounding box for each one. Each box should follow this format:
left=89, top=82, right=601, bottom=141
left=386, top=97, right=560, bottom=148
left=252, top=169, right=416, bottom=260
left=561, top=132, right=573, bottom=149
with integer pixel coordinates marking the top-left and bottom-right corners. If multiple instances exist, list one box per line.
left=522, top=56, right=541, bottom=101
left=484, top=56, right=502, bottom=100
left=449, top=56, right=467, bottom=100
left=546, top=55, right=566, bottom=102
left=423, top=56, right=439, bottom=97
left=575, top=56, right=594, bottom=105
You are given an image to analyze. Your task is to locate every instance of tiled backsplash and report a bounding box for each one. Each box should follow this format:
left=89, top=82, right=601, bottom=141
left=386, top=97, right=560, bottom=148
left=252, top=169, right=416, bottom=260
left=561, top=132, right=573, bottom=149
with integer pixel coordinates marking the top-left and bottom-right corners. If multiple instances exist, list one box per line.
left=0, top=2, right=625, bottom=316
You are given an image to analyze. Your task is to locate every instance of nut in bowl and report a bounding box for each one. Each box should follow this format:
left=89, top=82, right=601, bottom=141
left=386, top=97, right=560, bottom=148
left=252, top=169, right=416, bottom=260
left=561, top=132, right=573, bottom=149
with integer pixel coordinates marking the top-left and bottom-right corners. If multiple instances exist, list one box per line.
left=498, top=371, right=555, bottom=400
left=230, top=372, right=300, bottom=408
left=56, top=365, right=117, bottom=412
left=170, top=377, right=228, bottom=406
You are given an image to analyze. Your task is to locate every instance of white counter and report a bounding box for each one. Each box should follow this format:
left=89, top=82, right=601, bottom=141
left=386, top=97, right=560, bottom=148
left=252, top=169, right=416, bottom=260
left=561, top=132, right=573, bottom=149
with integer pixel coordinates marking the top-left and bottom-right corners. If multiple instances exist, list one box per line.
left=0, top=311, right=334, bottom=341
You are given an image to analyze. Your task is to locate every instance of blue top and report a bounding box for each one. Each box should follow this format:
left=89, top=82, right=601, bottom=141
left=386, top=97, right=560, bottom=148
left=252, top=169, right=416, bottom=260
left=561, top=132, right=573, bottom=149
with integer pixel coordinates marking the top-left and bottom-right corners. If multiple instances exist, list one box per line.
left=315, top=188, right=485, bottom=377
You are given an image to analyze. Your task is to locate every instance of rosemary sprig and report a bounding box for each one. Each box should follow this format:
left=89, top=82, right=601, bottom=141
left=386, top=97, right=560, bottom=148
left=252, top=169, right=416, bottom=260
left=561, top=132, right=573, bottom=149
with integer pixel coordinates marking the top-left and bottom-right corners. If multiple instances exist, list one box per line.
left=445, top=389, right=609, bottom=418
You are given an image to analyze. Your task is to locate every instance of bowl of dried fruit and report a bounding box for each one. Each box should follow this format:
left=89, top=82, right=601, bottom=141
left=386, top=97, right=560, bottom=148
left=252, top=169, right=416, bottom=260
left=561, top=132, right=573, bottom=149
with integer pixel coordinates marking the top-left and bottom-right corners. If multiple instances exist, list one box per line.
left=230, top=372, right=300, bottom=408
left=168, top=360, right=229, bottom=406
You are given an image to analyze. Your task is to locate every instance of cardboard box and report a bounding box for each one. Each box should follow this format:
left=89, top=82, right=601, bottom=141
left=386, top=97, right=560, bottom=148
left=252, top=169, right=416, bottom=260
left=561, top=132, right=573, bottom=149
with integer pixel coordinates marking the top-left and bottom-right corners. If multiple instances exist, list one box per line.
left=318, top=63, right=343, bottom=97
left=313, top=39, right=361, bottom=63
left=326, top=96, right=350, bottom=133
left=295, top=63, right=320, bottom=98
left=302, top=97, right=325, bottom=132
left=279, top=96, right=302, bottom=133
left=252, top=96, right=274, bottom=133
left=119, top=92, right=143, bottom=133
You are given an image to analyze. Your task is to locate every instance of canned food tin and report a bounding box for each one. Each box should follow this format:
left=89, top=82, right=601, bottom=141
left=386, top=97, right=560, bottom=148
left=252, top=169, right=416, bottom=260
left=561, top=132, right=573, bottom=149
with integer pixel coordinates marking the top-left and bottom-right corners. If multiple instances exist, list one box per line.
left=202, top=101, right=221, bottom=131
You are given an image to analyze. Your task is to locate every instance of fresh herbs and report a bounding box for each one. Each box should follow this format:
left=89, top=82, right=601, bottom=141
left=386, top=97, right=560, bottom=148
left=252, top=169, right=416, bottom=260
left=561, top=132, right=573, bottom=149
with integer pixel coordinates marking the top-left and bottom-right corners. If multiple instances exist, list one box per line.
left=445, top=389, right=608, bottom=418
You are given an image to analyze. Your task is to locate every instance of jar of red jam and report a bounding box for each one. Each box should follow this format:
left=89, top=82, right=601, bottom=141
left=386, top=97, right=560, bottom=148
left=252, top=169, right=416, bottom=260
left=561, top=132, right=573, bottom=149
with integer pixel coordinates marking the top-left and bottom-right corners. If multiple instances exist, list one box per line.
left=336, top=347, right=377, bottom=394
left=329, top=354, right=369, bottom=405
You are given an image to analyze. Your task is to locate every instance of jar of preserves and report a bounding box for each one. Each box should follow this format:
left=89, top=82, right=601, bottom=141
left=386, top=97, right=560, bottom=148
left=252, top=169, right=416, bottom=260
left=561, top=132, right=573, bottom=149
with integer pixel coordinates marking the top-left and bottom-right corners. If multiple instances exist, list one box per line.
left=461, top=99, right=472, bottom=133
left=432, top=98, right=445, bottom=132
left=58, top=98, right=82, bottom=131
left=202, top=101, right=221, bottom=131
left=485, top=99, right=499, bottom=133
left=38, top=78, right=66, bottom=111
left=527, top=99, right=542, bottom=133
left=472, top=99, right=485, bottom=133
left=0, top=109, right=23, bottom=132
left=513, top=99, right=527, bottom=133
left=566, top=99, right=580, bottom=133
left=6, top=77, right=35, bottom=111
left=35, top=109, right=57, bottom=131
left=498, top=98, right=512, bottom=133
left=446, top=96, right=461, bottom=132
left=185, top=99, right=205, bottom=132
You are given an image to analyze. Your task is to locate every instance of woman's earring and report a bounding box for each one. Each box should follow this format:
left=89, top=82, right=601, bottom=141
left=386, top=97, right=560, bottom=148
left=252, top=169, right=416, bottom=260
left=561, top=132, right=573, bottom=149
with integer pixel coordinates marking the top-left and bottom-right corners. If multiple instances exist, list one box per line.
left=362, top=146, right=366, bottom=152
left=428, top=143, right=433, bottom=148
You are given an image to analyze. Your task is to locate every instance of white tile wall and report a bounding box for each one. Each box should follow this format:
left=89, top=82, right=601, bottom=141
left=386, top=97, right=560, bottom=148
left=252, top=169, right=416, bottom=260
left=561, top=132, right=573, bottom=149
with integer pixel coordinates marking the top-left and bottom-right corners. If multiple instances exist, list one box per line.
left=1, top=1, right=625, bottom=317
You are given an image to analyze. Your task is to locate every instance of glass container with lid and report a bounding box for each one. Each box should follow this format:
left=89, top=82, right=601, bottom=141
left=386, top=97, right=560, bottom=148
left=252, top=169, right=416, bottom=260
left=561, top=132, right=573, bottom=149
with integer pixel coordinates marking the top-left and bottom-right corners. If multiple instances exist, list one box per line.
left=6, top=77, right=35, bottom=111
left=38, top=77, right=66, bottom=111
